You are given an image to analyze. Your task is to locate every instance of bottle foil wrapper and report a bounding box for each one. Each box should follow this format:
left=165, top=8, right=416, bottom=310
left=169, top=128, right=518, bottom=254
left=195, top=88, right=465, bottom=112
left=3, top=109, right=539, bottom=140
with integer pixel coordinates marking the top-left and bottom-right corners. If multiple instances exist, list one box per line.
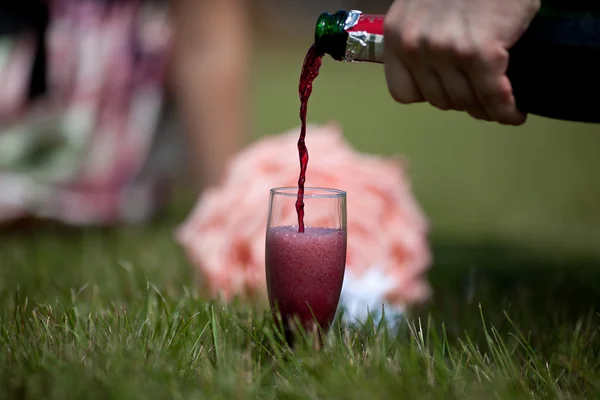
left=343, top=10, right=385, bottom=63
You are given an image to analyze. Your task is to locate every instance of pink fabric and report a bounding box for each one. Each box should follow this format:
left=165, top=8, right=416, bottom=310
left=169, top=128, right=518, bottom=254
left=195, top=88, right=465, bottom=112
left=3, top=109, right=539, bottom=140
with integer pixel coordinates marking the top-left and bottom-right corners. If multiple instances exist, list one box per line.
left=0, top=0, right=172, bottom=225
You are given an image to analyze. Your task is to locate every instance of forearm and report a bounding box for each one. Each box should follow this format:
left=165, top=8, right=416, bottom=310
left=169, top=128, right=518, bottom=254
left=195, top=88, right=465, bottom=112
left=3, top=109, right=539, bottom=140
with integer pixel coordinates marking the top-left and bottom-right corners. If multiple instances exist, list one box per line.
left=171, top=0, right=252, bottom=189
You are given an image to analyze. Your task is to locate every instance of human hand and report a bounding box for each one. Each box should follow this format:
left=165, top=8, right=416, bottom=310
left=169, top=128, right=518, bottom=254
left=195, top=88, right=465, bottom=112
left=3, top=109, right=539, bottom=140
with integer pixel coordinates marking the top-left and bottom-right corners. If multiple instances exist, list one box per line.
left=383, top=0, right=540, bottom=125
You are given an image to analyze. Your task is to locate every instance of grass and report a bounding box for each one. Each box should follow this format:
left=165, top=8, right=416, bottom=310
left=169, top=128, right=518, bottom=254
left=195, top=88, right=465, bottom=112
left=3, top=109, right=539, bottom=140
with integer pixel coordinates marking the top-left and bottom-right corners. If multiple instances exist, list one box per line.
left=2, top=39, right=600, bottom=399
left=2, top=202, right=600, bottom=399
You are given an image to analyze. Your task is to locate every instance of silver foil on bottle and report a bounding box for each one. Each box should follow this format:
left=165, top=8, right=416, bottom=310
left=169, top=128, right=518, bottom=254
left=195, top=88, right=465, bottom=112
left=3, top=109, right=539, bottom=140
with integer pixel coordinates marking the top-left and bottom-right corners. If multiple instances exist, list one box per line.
left=342, top=10, right=385, bottom=63
left=343, top=10, right=363, bottom=31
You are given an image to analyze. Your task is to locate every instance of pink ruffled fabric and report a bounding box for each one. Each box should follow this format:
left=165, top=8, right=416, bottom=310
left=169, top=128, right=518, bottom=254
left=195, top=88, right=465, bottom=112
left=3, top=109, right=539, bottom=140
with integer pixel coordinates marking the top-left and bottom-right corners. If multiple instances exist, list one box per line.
left=0, top=0, right=172, bottom=225
left=176, top=123, right=432, bottom=317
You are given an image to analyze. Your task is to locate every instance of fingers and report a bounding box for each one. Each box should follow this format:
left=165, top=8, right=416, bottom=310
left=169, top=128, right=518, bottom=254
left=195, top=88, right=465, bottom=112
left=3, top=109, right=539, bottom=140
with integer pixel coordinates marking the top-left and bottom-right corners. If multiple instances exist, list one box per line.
left=383, top=1, right=527, bottom=125
left=437, top=68, right=491, bottom=120
left=384, top=45, right=424, bottom=105
left=384, top=3, right=424, bottom=105
left=465, top=46, right=526, bottom=125
left=411, top=39, right=454, bottom=111
left=427, top=39, right=492, bottom=120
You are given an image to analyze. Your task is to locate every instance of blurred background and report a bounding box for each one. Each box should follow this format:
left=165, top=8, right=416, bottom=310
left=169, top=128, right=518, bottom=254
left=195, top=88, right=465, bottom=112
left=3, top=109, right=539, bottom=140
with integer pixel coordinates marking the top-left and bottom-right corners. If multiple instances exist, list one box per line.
left=244, top=0, right=600, bottom=261
left=2, top=0, right=599, bottom=274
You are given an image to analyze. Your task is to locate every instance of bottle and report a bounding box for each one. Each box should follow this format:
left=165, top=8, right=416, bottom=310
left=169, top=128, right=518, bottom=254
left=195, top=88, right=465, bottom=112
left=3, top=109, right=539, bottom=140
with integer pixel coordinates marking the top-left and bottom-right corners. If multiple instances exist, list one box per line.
left=314, top=6, right=600, bottom=124
left=315, top=10, right=384, bottom=63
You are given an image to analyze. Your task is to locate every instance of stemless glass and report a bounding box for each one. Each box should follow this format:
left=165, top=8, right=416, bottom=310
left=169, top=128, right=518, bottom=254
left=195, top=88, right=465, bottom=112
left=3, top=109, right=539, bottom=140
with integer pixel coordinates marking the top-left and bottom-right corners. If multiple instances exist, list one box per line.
left=265, top=187, right=347, bottom=341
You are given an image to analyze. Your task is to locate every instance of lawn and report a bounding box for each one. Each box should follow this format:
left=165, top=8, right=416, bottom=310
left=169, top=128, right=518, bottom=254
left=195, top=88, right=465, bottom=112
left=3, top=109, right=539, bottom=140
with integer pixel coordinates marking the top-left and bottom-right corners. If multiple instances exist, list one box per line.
left=2, top=209, right=600, bottom=399
left=1, top=39, right=600, bottom=399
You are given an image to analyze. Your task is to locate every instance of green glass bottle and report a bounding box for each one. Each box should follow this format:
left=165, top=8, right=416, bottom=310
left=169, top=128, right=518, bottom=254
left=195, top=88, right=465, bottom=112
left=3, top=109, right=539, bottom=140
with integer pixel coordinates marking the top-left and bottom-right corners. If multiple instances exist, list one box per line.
left=315, top=10, right=384, bottom=63
left=314, top=5, right=600, bottom=123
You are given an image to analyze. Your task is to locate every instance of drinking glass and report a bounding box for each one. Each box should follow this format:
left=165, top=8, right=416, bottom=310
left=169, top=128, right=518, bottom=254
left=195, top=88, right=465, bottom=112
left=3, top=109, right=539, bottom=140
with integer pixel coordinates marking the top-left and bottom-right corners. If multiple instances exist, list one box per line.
left=265, top=187, right=347, bottom=341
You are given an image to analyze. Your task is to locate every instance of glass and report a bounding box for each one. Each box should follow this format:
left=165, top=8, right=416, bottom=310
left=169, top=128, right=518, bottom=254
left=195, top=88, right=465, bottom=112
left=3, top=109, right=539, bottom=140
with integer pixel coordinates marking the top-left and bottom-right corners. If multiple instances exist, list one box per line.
left=265, top=187, right=347, bottom=342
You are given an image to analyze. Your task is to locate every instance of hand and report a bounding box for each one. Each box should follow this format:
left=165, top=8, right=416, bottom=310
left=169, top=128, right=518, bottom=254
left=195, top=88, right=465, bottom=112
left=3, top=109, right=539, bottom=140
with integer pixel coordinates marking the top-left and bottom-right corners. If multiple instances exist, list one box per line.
left=383, top=0, right=540, bottom=125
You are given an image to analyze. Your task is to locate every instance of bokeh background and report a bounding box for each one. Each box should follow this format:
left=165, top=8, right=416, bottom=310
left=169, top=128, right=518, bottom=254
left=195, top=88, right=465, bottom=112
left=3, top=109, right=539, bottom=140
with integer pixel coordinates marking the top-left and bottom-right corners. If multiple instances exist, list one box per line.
left=245, top=0, right=600, bottom=261
left=2, top=0, right=599, bottom=305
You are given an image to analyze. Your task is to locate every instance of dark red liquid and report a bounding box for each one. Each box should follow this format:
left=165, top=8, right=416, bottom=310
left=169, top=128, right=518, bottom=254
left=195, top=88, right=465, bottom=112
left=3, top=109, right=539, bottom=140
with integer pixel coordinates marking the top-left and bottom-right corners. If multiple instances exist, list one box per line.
left=296, top=44, right=323, bottom=233
left=265, top=226, right=347, bottom=333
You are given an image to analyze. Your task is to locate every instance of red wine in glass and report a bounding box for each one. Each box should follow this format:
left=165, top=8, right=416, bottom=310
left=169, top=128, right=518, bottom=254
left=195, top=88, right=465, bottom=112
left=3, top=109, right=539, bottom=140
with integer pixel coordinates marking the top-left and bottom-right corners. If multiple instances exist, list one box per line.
left=265, top=187, right=347, bottom=345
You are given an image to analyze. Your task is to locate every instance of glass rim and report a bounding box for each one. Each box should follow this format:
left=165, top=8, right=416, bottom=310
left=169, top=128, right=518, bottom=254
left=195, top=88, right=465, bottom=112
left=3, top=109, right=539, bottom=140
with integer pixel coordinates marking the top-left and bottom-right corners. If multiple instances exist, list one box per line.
left=270, top=186, right=346, bottom=199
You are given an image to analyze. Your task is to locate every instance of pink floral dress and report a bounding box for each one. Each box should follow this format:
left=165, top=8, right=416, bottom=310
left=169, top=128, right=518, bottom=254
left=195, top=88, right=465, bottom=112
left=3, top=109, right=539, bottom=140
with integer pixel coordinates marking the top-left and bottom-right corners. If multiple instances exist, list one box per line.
left=0, top=0, right=173, bottom=225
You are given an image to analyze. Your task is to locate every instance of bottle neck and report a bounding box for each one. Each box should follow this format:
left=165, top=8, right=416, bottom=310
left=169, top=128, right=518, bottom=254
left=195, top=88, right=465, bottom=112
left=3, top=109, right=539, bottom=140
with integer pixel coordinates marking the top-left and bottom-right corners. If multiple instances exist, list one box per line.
left=315, top=10, right=385, bottom=63
left=314, top=10, right=350, bottom=60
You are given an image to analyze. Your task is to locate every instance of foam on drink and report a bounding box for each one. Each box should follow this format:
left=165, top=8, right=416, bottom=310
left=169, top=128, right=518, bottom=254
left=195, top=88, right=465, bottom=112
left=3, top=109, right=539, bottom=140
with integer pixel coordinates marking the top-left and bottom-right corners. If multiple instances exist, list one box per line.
left=265, top=225, right=347, bottom=331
